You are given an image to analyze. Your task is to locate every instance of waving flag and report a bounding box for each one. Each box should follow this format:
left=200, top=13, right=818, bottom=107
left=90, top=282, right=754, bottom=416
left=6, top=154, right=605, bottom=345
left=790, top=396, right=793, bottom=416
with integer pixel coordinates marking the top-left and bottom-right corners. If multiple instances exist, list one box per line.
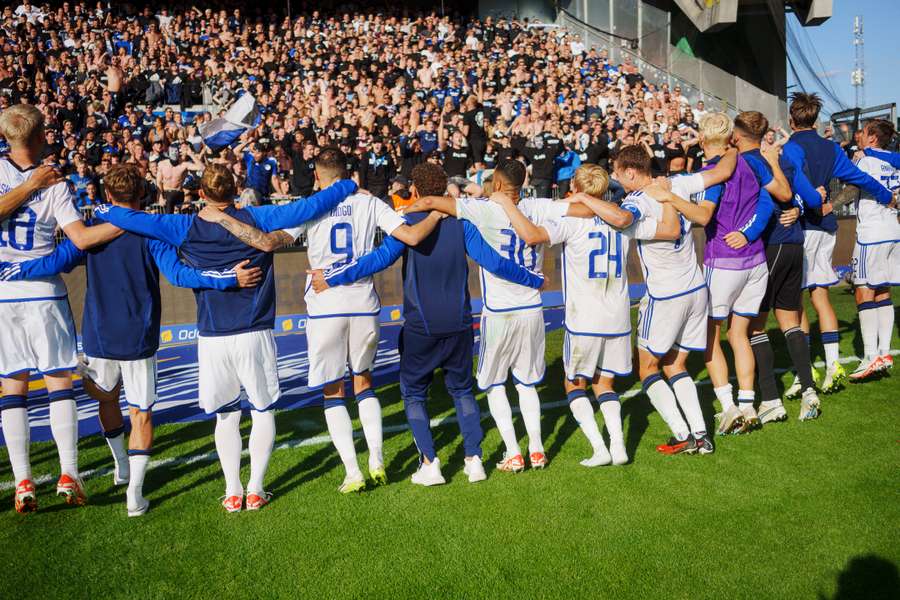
left=198, top=93, right=259, bottom=150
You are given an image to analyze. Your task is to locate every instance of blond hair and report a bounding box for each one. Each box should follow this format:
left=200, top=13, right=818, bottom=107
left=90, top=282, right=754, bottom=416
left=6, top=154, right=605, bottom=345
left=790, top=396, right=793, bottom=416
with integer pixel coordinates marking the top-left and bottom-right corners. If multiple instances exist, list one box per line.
left=0, top=104, right=44, bottom=146
left=103, top=164, right=144, bottom=202
left=698, top=112, right=733, bottom=147
left=572, top=164, right=610, bottom=198
left=201, top=163, right=236, bottom=202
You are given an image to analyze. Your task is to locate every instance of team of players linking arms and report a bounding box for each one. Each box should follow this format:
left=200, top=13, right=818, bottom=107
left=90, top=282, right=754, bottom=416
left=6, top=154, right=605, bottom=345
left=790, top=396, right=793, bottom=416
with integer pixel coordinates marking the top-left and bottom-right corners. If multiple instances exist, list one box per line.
left=0, top=92, right=896, bottom=515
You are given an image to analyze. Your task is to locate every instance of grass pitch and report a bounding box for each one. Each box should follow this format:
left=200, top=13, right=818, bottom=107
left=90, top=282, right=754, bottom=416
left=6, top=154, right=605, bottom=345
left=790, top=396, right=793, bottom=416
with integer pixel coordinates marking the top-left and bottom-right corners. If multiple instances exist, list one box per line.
left=1, top=290, right=898, bottom=600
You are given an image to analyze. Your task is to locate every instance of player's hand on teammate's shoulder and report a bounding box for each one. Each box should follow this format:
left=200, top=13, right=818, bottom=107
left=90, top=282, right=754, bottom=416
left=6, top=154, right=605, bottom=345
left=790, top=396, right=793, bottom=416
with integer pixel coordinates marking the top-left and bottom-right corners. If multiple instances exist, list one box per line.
left=197, top=206, right=222, bottom=223
left=643, top=183, right=671, bottom=203
left=562, top=191, right=592, bottom=204
left=652, top=176, right=672, bottom=191
left=779, top=207, right=801, bottom=226
left=29, top=165, right=64, bottom=191
left=306, top=268, right=329, bottom=293
left=487, top=191, right=512, bottom=206
left=723, top=231, right=749, bottom=249
left=760, top=144, right=781, bottom=163
left=233, top=259, right=263, bottom=288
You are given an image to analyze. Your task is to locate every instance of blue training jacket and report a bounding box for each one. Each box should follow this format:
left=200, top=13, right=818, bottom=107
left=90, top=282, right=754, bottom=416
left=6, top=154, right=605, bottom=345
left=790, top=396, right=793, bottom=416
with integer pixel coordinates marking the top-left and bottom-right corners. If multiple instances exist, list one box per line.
left=0, top=218, right=239, bottom=360
left=95, top=180, right=357, bottom=337
left=324, top=213, right=544, bottom=337
left=785, top=130, right=893, bottom=233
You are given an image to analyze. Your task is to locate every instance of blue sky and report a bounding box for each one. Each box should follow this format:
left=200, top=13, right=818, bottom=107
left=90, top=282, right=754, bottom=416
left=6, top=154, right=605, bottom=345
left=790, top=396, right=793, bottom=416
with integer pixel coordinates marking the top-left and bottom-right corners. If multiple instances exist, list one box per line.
left=787, top=0, right=900, bottom=116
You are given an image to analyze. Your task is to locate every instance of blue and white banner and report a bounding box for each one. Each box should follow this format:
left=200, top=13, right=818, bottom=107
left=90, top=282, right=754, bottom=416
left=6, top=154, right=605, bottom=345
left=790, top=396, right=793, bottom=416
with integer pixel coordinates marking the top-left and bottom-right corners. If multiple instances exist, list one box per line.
left=198, top=93, right=259, bottom=150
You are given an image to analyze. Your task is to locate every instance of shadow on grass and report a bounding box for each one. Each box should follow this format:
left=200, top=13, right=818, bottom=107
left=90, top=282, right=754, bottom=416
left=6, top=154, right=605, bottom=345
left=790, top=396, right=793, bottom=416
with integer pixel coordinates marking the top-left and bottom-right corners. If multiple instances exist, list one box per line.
left=820, top=554, right=899, bottom=600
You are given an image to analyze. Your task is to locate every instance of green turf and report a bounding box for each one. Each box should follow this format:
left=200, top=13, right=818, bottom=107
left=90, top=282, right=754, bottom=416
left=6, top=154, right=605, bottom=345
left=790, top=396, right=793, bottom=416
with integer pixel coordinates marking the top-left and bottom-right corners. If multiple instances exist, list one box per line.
left=1, top=290, right=898, bottom=600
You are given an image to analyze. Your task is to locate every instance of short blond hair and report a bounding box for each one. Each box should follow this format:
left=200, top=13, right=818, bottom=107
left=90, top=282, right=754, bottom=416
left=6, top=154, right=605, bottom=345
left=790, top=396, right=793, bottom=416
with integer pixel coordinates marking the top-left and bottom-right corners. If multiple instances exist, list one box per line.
left=699, top=112, right=733, bottom=147
left=572, top=164, right=610, bottom=197
left=0, top=104, right=44, bottom=147
left=201, top=163, right=236, bottom=202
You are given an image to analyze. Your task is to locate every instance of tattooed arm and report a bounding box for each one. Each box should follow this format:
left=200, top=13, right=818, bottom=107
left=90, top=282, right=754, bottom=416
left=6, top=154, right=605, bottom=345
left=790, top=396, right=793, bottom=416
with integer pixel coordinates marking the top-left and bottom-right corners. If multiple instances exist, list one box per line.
left=197, top=206, right=297, bottom=252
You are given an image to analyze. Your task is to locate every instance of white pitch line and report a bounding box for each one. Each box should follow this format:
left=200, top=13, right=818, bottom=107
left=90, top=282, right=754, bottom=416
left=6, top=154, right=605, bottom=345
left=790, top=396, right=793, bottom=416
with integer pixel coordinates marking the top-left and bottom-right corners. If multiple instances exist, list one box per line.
left=2, top=351, right=894, bottom=493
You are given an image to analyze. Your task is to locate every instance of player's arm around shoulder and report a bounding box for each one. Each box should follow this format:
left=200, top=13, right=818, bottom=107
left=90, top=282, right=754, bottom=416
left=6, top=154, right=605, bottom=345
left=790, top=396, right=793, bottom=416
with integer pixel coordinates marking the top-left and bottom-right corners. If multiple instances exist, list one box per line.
left=147, top=238, right=262, bottom=290
left=197, top=206, right=296, bottom=253
left=487, top=192, right=550, bottom=245
left=562, top=192, right=635, bottom=230
left=635, top=188, right=681, bottom=241
left=0, top=165, right=62, bottom=221
left=377, top=199, right=444, bottom=247
left=404, top=194, right=458, bottom=216
left=0, top=239, right=85, bottom=281
left=246, top=179, right=358, bottom=232
left=462, top=220, right=545, bottom=289
left=92, top=203, right=192, bottom=248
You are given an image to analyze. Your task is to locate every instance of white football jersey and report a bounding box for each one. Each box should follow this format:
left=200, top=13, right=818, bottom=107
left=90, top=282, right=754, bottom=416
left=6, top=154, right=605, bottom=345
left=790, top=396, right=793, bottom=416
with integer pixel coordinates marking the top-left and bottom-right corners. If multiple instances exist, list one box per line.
left=623, top=177, right=705, bottom=299
left=456, top=196, right=560, bottom=315
left=0, top=160, right=82, bottom=301
left=553, top=215, right=632, bottom=336
left=297, top=192, right=405, bottom=317
left=854, top=155, right=900, bottom=244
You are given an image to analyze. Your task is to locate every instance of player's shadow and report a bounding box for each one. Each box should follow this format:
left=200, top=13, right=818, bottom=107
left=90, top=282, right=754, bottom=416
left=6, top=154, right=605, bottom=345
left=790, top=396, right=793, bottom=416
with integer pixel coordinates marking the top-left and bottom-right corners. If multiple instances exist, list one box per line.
left=621, top=394, right=651, bottom=462
left=819, top=554, right=899, bottom=600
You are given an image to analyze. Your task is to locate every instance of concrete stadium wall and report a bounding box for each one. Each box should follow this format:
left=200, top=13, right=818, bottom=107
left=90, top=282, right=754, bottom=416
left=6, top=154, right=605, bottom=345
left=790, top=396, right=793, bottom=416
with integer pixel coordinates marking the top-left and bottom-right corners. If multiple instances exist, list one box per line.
left=60, top=218, right=859, bottom=329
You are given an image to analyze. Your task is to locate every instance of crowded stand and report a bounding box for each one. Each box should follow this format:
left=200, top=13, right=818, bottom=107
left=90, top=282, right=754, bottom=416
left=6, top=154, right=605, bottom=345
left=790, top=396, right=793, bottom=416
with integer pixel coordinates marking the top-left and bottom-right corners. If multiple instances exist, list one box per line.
left=2, top=1, right=735, bottom=211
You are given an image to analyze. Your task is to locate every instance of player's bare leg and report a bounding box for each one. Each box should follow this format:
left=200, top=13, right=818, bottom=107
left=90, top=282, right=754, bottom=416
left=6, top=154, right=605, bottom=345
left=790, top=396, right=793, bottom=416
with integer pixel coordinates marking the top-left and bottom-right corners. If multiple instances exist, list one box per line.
left=565, top=376, right=610, bottom=467
left=322, top=381, right=364, bottom=493
left=1, top=374, right=36, bottom=512
left=726, top=314, right=760, bottom=429
left=353, top=371, right=385, bottom=485
left=705, top=318, right=738, bottom=433
left=83, top=377, right=129, bottom=484
left=639, top=349, right=691, bottom=453
left=593, top=375, right=627, bottom=465
left=873, top=288, right=894, bottom=371
left=44, top=371, right=87, bottom=505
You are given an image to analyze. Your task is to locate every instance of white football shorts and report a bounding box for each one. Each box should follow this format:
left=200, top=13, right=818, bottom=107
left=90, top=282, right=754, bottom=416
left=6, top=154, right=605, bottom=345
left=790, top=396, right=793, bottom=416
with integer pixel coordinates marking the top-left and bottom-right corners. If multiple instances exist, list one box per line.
left=305, top=315, right=379, bottom=388
left=563, top=330, right=632, bottom=382
left=853, top=240, right=900, bottom=288
left=80, top=355, right=157, bottom=411
left=0, top=298, right=77, bottom=378
left=637, top=289, right=708, bottom=356
left=477, top=311, right=546, bottom=390
left=705, top=262, right=768, bottom=320
left=802, top=230, right=839, bottom=289
left=198, top=330, right=280, bottom=413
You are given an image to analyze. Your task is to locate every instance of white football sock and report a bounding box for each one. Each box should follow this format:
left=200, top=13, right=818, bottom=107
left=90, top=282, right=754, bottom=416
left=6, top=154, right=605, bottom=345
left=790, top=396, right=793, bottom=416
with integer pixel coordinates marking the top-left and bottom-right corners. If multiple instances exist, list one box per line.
left=713, top=383, right=735, bottom=411
left=671, top=374, right=706, bottom=436
left=247, top=410, right=275, bottom=493
left=357, top=394, right=384, bottom=469
left=324, top=405, right=362, bottom=479
left=645, top=378, right=689, bottom=440
left=568, top=395, right=605, bottom=452
left=1, top=407, right=31, bottom=482
left=823, top=344, right=840, bottom=369
left=214, top=411, right=243, bottom=497
left=487, top=387, right=521, bottom=457
left=515, top=384, right=543, bottom=454
left=127, top=453, right=150, bottom=498
left=859, top=305, right=879, bottom=360
left=106, top=432, right=128, bottom=478
left=49, top=399, right=79, bottom=477
left=737, top=389, right=756, bottom=405
left=877, top=303, right=895, bottom=355
left=598, top=399, right=624, bottom=448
